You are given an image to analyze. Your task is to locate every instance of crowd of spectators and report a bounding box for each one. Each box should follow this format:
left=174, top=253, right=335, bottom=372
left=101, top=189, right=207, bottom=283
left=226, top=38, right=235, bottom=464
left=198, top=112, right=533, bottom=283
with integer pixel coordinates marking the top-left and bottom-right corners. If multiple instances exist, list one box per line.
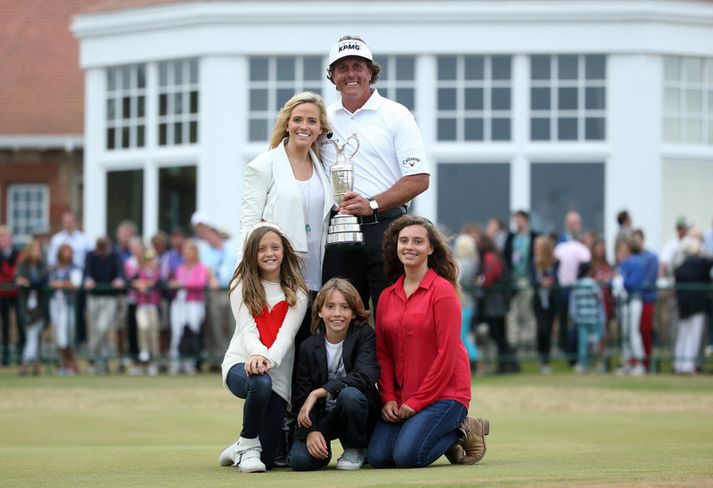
left=0, top=208, right=712, bottom=376
left=0, top=210, right=234, bottom=376
left=452, top=209, right=713, bottom=376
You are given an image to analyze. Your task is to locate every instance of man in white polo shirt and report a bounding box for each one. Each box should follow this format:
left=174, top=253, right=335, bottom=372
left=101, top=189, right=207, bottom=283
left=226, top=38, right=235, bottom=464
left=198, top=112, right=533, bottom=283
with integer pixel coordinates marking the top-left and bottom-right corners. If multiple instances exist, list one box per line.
left=320, top=35, right=430, bottom=311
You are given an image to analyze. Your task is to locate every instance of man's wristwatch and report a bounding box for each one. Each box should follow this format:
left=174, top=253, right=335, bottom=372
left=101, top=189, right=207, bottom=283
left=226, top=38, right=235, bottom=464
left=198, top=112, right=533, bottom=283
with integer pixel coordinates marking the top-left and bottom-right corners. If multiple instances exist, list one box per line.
left=368, top=197, right=379, bottom=215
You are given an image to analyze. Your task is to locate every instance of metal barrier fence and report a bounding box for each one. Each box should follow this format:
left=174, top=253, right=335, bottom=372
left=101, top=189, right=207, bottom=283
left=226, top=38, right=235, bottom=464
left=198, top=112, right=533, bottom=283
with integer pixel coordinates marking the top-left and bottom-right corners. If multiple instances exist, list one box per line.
left=1, top=282, right=712, bottom=373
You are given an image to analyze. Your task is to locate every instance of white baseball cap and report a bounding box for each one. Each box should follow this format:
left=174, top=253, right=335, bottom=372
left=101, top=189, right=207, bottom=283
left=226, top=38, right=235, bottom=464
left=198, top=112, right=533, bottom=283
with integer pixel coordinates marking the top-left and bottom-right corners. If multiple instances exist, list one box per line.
left=328, top=38, right=373, bottom=66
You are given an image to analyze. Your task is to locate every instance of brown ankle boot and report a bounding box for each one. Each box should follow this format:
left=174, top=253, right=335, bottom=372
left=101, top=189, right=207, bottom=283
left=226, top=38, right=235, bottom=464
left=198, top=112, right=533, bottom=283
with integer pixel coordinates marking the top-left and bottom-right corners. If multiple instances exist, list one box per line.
left=459, top=416, right=490, bottom=465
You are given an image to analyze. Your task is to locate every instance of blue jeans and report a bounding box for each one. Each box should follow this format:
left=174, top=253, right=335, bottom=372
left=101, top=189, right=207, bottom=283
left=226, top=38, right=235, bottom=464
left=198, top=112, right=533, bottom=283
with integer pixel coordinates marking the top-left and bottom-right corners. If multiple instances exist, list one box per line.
left=226, top=363, right=287, bottom=469
left=577, top=322, right=601, bottom=368
left=288, top=387, right=372, bottom=471
left=368, top=400, right=467, bottom=468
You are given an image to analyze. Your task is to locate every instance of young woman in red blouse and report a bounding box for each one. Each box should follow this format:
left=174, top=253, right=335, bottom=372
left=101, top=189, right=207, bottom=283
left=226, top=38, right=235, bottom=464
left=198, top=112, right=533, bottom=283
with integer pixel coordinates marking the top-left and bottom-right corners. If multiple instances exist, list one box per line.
left=368, top=215, right=490, bottom=468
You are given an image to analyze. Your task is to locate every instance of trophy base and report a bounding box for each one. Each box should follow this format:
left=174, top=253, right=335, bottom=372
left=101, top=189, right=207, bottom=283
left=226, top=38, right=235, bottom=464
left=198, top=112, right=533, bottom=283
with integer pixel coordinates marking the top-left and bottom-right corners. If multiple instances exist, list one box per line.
left=325, top=214, right=366, bottom=250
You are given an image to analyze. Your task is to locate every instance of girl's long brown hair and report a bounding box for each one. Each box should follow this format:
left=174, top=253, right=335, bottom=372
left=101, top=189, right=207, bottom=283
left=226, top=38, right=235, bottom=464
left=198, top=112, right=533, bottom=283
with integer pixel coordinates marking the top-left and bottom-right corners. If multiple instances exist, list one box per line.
left=309, top=278, right=370, bottom=334
left=533, top=235, right=556, bottom=271
left=382, top=215, right=459, bottom=290
left=228, top=224, right=308, bottom=316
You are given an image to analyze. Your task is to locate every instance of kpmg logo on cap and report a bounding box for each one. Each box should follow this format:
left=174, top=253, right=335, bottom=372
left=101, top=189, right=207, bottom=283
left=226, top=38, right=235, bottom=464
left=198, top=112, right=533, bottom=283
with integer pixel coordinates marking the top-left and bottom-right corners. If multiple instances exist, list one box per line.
left=338, top=42, right=362, bottom=53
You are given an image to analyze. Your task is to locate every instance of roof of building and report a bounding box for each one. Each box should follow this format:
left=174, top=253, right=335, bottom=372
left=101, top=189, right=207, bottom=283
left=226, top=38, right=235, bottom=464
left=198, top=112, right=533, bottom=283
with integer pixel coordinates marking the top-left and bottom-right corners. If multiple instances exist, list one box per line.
left=78, top=0, right=193, bottom=14
left=0, top=0, right=101, bottom=135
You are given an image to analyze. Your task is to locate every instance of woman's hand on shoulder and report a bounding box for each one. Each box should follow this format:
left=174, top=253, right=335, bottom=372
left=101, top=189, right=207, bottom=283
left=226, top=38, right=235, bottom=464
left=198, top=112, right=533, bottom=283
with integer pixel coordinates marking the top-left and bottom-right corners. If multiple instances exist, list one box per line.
left=381, top=400, right=400, bottom=423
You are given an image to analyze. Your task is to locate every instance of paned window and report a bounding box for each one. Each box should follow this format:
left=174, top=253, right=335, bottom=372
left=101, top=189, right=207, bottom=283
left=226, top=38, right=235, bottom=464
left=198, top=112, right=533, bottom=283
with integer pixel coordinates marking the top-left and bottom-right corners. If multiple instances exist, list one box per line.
left=374, top=55, right=417, bottom=113
left=158, top=59, right=199, bottom=146
left=663, top=56, right=713, bottom=144
left=530, top=55, right=606, bottom=141
left=7, top=184, right=49, bottom=244
left=436, top=55, right=512, bottom=142
left=248, top=56, right=323, bottom=142
left=106, top=64, right=147, bottom=149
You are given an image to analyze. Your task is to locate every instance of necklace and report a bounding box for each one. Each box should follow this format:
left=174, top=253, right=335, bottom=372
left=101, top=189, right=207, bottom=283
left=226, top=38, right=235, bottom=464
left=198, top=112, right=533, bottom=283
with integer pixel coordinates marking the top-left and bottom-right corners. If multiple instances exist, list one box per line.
left=304, top=174, right=312, bottom=233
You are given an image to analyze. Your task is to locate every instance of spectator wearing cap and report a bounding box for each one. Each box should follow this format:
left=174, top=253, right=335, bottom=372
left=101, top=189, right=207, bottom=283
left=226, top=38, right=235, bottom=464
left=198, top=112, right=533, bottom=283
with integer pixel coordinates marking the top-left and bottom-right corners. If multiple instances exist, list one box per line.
left=320, top=35, right=430, bottom=312
left=503, top=210, right=539, bottom=348
left=191, top=211, right=239, bottom=367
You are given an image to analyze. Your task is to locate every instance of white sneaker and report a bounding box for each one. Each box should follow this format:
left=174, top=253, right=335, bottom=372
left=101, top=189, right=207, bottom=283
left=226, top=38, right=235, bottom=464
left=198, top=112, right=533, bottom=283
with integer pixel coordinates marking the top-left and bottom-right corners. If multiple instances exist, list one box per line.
left=630, top=364, right=646, bottom=377
left=168, top=360, right=180, bottom=376
left=218, top=440, right=239, bottom=467
left=540, top=364, right=552, bottom=375
left=182, top=360, right=197, bottom=376
left=574, top=363, right=588, bottom=375
left=235, top=437, right=266, bottom=473
left=336, top=447, right=366, bottom=470
left=147, top=364, right=159, bottom=376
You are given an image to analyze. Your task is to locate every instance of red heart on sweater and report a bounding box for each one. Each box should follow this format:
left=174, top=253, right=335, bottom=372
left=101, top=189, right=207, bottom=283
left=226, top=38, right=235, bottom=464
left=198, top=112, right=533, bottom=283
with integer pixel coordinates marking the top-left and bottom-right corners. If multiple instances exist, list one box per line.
left=254, top=301, right=288, bottom=348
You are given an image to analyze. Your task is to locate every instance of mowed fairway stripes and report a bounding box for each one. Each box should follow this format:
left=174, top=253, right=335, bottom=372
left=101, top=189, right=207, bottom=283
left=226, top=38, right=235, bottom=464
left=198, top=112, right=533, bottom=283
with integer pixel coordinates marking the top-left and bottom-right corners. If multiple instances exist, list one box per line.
left=1, top=371, right=712, bottom=487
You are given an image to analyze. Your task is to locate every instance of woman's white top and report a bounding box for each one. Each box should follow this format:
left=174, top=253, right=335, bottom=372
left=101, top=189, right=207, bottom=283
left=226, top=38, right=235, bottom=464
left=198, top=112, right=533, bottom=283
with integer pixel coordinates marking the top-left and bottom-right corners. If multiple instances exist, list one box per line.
left=298, top=170, right=325, bottom=291
left=239, top=140, right=334, bottom=283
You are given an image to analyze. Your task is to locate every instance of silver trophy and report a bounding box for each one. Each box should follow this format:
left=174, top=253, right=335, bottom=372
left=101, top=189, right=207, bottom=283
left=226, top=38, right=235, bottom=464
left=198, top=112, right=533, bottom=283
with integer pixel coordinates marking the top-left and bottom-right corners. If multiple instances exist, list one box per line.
left=325, top=134, right=366, bottom=248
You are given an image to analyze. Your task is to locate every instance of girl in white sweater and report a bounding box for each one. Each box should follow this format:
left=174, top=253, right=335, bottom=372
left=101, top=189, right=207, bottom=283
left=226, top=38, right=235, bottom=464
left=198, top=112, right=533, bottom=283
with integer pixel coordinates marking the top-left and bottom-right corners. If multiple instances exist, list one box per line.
left=219, top=223, right=309, bottom=472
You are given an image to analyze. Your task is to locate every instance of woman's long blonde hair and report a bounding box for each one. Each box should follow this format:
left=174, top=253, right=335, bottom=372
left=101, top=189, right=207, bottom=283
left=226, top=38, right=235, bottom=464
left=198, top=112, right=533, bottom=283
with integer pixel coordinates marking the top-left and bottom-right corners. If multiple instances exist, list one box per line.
left=533, top=235, right=556, bottom=270
left=269, top=91, right=332, bottom=160
left=228, top=224, right=307, bottom=316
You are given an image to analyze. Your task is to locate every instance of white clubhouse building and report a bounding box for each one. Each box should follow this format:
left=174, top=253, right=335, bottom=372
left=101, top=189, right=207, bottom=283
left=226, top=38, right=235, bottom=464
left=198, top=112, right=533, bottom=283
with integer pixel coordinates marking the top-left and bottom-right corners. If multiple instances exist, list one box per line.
left=72, top=0, right=713, bottom=251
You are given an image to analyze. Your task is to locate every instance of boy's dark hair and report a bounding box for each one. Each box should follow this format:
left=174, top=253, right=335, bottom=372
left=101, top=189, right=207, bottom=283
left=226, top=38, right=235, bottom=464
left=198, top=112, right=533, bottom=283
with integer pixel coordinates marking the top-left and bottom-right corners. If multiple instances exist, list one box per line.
left=617, top=210, right=630, bottom=226
left=577, top=261, right=591, bottom=279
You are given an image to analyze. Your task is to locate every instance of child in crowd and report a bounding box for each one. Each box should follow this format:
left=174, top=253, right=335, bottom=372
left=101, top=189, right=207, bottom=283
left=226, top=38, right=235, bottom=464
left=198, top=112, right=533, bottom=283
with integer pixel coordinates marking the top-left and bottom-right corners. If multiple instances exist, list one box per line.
left=169, top=240, right=210, bottom=375
left=134, top=249, right=162, bottom=375
left=15, top=240, right=49, bottom=376
left=49, top=244, right=83, bottom=375
left=569, top=262, right=605, bottom=374
left=454, top=234, right=480, bottom=370
left=288, top=278, right=380, bottom=471
left=122, top=237, right=145, bottom=371
left=218, top=223, right=309, bottom=472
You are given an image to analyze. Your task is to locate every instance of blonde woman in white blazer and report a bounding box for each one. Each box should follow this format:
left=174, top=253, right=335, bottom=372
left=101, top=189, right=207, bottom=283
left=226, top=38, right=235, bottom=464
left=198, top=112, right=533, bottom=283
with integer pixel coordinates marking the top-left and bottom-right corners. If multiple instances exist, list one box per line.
left=240, top=92, right=334, bottom=295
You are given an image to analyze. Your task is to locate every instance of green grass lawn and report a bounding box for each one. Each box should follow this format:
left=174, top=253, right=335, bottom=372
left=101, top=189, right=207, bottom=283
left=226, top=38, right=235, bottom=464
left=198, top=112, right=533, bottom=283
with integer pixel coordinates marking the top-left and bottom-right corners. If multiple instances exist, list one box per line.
left=1, top=370, right=712, bottom=487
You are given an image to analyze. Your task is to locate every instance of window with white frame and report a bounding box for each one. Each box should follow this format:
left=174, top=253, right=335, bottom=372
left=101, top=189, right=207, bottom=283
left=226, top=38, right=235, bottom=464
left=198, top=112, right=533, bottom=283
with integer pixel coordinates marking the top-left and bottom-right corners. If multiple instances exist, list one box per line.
left=436, top=55, right=512, bottom=142
left=663, top=56, right=713, bottom=145
left=374, top=55, right=417, bottom=113
left=248, top=56, right=323, bottom=142
left=7, top=184, right=49, bottom=244
left=530, top=55, right=606, bottom=141
left=158, top=59, right=199, bottom=146
left=106, top=64, right=147, bottom=150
